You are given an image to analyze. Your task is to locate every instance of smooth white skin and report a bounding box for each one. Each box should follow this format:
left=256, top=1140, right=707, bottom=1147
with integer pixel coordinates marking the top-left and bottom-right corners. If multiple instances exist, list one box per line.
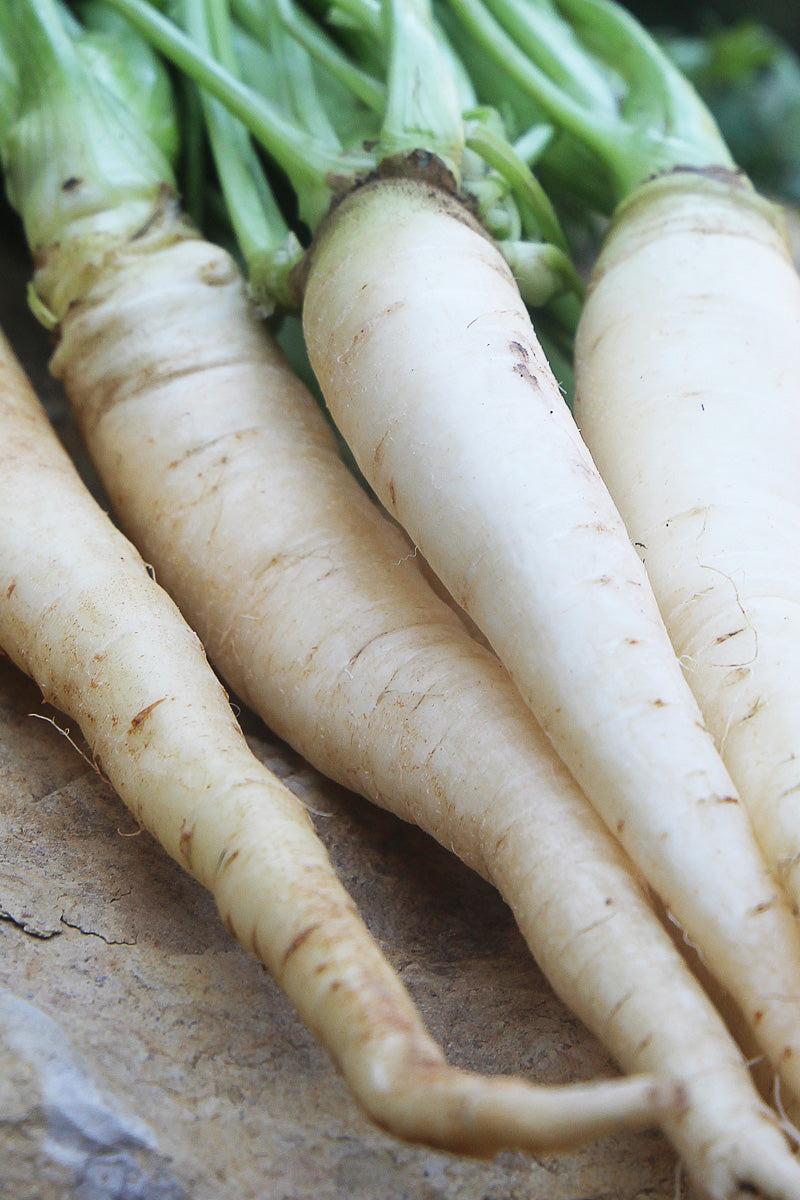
left=0, top=330, right=674, bottom=1154
left=575, top=173, right=800, bottom=910
left=300, top=176, right=800, bottom=1107
left=47, top=229, right=800, bottom=1197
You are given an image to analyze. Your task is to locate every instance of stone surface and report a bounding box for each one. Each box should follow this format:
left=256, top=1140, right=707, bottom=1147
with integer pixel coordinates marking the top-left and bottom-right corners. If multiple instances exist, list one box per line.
left=0, top=211, right=681, bottom=1199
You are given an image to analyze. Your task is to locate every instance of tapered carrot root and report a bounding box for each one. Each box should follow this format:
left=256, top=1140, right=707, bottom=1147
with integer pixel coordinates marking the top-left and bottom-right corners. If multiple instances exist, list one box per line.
left=297, top=173, right=800, bottom=1108
left=0, top=327, right=679, bottom=1153
left=44, top=225, right=800, bottom=1197
left=574, top=169, right=800, bottom=919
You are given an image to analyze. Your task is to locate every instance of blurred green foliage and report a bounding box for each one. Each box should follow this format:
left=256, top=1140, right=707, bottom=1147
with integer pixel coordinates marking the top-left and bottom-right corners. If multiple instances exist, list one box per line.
left=627, top=1, right=799, bottom=47
left=626, top=2, right=800, bottom=203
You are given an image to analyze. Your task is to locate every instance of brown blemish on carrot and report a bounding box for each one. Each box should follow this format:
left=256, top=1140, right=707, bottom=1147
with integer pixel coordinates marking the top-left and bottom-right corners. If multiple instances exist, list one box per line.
left=343, top=304, right=404, bottom=359
left=512, top=361, right=538, bottom=386
left=130, top=696, right=167, bottom=730
left=347, top=631, right=385, bottom=670
left=388, top=479, right=397, bottom=507
left=633, top=1034, right=653, bottom=1058
left=675, top=164, right=751, bottom=191
left=179, top=819, right=194, bottom=858
left=716, top=629, right=745, bottom=644
left=62, top=177, right=82, bottom=192
left=717, top=795, right=739, bottom=804
left=6, top=581, right=15, bottom=597
left=217, top=847, right=241, bottom=871
left=282, top=922, right=321, bottom=968
left=199, top=256, right=238, bottom=286
left=724, top=666, right=752, bottom=686
left=126, top=186, right=181, bottom=242
left=751, top=898, right=776, bottom=915
left=372, top=149, right=459, bottom=196
left=493, top=828, right=512, bottom=856
left=374, top=430, right=390, bottom=471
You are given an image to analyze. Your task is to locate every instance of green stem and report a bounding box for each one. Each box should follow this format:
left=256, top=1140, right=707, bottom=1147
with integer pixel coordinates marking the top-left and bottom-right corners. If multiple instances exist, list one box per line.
left=176, top=62, right=207, bottom=229
left=481, top=0, right=614, bottom=113
left=513, top=124, right=554, bottom=166
left=102, top=0, right=375, bottom=223
left=0, top=0, right=179, bottom=322
left=380, top=0, right=465, bottom=175
left=319, top=0, right=383, bottom=40
left=554, top=0, right=675, bottom=125
left=464, top=114, right=568, bottom=251
left=265, top=0, right=386, bottom=113
left=184, top=0, right=302, bottom=302
left=442, top=0, right=734, bottom=203
left=445, top=0, right=619, bottom=164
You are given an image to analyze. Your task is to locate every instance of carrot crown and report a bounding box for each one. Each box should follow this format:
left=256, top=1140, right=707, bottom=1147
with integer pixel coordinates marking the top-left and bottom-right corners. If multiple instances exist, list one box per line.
left=97, top=0, right=585, bottom=315
left=0, top=0, right=179, bottom=324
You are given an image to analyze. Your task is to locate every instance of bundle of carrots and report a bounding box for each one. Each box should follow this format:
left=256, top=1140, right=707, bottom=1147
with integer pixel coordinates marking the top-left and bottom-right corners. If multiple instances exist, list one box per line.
left=2, top=0, right=800, bottom=1195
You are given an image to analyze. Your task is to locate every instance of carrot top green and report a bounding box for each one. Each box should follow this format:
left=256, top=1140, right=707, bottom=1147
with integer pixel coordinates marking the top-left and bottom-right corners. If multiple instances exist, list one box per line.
left=92, top=0, right=584, bottom=316
left=0, top=0, right=183, bottom=326
left=438, top=0, right=736, bottom=211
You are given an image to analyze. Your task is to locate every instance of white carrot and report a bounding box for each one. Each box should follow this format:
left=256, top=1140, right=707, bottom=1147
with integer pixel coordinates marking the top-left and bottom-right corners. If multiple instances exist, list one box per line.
left=300, top=171, right=800, bottom=1098
left=0, top=0, right=694, bottom=1158
left=10, top=0, right=800, bottom=1191
left=46, top=220, right=800, bottom=1198
left=444, top=0, right=800, bottom=930
left=1, top=316, right=684, bottom=1153
left=95, top=0, right=800, bottom=1137
left=575, top=170, right=800, bottom=908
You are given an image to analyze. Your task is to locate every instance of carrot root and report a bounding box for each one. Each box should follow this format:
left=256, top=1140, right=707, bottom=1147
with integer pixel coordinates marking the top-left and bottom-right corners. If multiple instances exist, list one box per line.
left=40, top=225, right=800, bottom=1194
left=0, top=325, right=681, bottom=1156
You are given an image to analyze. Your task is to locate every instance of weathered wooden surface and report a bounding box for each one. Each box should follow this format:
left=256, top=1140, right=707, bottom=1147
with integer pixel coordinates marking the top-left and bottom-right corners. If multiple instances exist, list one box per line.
left=0, top=212, right=682, bottom=1199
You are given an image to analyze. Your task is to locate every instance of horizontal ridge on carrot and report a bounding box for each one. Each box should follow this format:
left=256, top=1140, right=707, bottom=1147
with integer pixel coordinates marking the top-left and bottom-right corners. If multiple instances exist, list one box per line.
left=0, top=0, right=692, bottom=1156
left=12, top=0, right=800, bottom=1193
